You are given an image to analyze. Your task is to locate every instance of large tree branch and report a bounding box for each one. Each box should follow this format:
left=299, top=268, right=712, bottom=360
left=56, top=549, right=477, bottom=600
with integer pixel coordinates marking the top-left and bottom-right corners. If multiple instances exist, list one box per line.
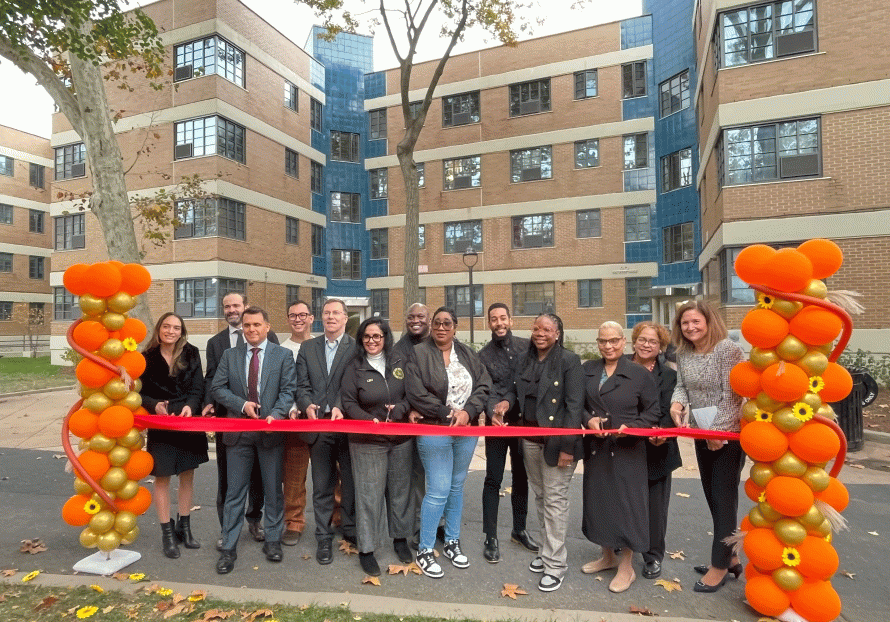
left=413, top=0, right=467, bottom=128
left=380, top=0, right=404, bottom=64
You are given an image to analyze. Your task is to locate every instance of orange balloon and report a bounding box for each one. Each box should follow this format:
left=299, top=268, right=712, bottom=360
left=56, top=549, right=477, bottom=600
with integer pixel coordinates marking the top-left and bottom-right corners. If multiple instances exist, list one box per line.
left=69, top=409, right=100, bottom=439
left=72, top=321, right=110, bottom=352
left=119, top=263, right=151, bottom=296
left=760, top=362, right=809, bottom=403
left=746, top=576, right=791, bottom=617
left=765, top=476, right=814, bottom=517
left=741, top=309, right=790, bottom=349
left=117, top=351, right=146, bottom=379
left=745, top=563, right=767, bottom=581
left=734, top=244, right=776, bottom=285
left=124, top=449, right=154, bottom=480
left=744, top=528, right=785, bottom=571
left=118, top=318, right=147, bottom=343
left=84, top=262, right=123, bottom=298
left=730, top=361, right=763, bottom=398
left=740, top=516, right=754, bottom=532
left=76, top=359, right=116, bottom=388
left=797, top=239, right=843, bottom=280
left=789, top=307, right=843, bottom=346
left=797, top=536, right=838, bottom=580
left=789, top=580, right=842, bottom=622
left=62, top=494, right=93, bottom=526
left=819, top=363, right=853, bottom=402
left=763, top=248, right=814, bottom=293
left=116, top=486, right=152, bottom=515
left=98, top=406, right=135, bottom=439
left=745, top=477, right=766, bottom=503
left=79, top=450, right=111, bottom=480
left=789, top=423, right=841, bottom=464
left=740, top=421, right=790, bottom=463
left=816, top=477, right=849, bottom=512
left=63, top=264, right=91, bottom=296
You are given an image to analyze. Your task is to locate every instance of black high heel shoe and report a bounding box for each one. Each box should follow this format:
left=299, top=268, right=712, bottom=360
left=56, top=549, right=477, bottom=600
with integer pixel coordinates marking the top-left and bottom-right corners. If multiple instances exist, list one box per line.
left=694, top=563, right=743, bottom=578
left=693, top=574, right=728, bottom=593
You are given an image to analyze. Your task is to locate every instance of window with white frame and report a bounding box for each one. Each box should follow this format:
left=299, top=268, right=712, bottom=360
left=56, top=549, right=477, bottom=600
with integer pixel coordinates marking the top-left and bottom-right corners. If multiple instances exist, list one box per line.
left=330, top=131, right=360, bottom=162
left=174, top=35, right=245, bottom=86
left=718, top=1, right=816, bottom=68
left=0, top=155, right=13, bottom=176
left=662, top=147, right=693, bottom=192
left=509, top=79, right=551, bottom=116
left=175, top=277, right=245, bottom=318
left=622, top=61, right=647, bottom=98
left=53, top=288, right=76, bottom=320
left=54, top=143, right=85, bottom=180
left=369, top=109, right=387, bottom=140
left=445, top=285, right=483, bottom=318
left=330, top=192, right=360, bottom=223
left=174, top=116, right=245, bottom=163
left=512, top=214, right=554, bottom=249
left=443, top=156, right=481, bottom=190
left=624, top=133, right=649, bottom=169
left=54, top=213, right=85, bottom=250
left=174, top=197, right=246, bottom=240
left=575, top=139, right=599, bottom=168
left=284, top=80, right=298, bottom=111
left=512, top=282, right=555, bottom=316
left=624, top=205, right=651, bottom=242
left=721, top=118, right=820, bottom=185
left=663, top=222, right=695, bottom=263
left=444, top=220, right=482, bottom=254
left=659, top=71, right=690, bottom=117
left=332, top=249, right=361, bottom=280
left=370, top=168, right=388, bottom=199
left=574, top=70, right=598, bottom=99
left=443, top=91, right=480, bottom=126
left=510, top=146, right=552, bottom=182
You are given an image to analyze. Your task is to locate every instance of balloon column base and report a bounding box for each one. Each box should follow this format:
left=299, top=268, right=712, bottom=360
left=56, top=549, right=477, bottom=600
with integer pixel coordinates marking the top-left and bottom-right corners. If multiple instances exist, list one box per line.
left=73, top=549, right=142, bottom=575
left=777, top=608, right=810, bottom=622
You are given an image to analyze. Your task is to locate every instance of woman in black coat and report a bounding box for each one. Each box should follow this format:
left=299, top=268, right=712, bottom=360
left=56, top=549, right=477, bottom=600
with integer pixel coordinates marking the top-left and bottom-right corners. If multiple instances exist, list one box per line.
left=581, top=321, right=659, bottom=593
left=341, top=318, right=413, bottom=577
left=140, top=312, right=208, bottom=559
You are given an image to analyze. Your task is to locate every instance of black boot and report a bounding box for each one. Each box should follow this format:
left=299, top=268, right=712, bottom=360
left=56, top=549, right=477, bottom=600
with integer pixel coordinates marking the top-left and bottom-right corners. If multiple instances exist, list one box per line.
left=175, top=514, right=200, bottom=549
left=161, top=519, right=180, bottom=559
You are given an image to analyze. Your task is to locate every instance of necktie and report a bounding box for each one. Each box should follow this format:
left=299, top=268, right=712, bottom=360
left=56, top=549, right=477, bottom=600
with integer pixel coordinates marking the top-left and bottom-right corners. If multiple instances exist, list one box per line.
left=235, top=329, right=245, bottom=347
left=248, top=347, right=260, bottom=404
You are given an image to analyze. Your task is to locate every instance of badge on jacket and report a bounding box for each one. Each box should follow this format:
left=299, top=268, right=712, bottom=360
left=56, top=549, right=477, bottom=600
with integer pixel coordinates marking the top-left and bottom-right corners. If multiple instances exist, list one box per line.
left=393, top=368, right=404, bottom=379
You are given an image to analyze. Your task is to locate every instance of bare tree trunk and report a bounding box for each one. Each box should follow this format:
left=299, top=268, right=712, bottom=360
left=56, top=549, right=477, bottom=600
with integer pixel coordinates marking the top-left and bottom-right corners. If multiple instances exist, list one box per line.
left=399, top=152, right=420, bottom=311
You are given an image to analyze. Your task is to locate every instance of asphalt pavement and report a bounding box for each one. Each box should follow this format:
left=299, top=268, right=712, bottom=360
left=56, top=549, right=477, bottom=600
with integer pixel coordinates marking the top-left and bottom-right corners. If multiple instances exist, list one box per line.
left=1, top=387, right=888, bottom=622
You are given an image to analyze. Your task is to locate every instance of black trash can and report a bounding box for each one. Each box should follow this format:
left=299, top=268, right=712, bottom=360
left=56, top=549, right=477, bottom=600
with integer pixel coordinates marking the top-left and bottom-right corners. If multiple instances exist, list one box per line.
left=830, top=368, right=865, bottom=453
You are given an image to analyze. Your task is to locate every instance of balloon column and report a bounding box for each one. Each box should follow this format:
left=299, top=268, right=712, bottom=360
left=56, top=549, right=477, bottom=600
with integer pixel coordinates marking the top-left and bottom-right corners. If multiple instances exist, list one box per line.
left=60, top=262, right=154, bottom=555
left=730, top=240, right=853, bottom=622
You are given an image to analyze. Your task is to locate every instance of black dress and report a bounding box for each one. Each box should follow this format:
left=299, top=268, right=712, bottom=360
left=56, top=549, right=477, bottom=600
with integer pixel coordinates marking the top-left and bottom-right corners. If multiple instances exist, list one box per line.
left=140, top=343, right=209, bottom=477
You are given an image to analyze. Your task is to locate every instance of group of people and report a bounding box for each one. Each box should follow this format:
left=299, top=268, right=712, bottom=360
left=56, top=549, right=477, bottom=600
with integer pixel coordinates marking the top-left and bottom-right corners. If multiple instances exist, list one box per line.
left=138, top=293, right=746, bottom=595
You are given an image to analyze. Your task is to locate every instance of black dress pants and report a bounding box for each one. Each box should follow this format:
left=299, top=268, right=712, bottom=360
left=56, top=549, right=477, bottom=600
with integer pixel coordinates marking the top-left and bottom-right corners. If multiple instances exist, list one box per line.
left=310, top=432, right=356, bottom=542
left=482, top=436, right=529, bottom=538
left=643, top=474, right=671, bottom=564
left=216, top=432, right=264, bottom=528
left=694, top=439, right=745, bottom=569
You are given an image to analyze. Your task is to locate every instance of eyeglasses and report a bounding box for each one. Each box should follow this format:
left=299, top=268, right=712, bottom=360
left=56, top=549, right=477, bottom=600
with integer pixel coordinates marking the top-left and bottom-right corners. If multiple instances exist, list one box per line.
left=596, top=337, right=624, bottom=347
left=635, top=338, right=661, bottom=347
left=362, top=334, right=384, bottom=342
left=432, top=320, right=454, bottom=329
left=288, top=313, right=310, bottom=320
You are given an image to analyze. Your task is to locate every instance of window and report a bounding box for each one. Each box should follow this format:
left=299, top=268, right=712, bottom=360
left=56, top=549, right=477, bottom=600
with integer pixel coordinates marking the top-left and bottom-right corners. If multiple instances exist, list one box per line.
left=29, top=163, right=44, bottom=188
left=370, top=228, right=388, bottom=259
left=370, top=289, right=389, bottom=318
left=175, top=277, right=245, bottom=318
left=662, top=147, right=693, bottom=192
left=287, top=285, right=300, bottom=304
left=509, top=79, right=551, bottom=116
left=622, top=61, right=647, bottom=98
left=174, top=35, right=245, bottom=86
left=332, top=249, right=361, bottom=280
left=446, top=285, right=483, bottom=318
left=29, top=256, right=44, bottom=279
left=0, top=155, right=12, bottom=176
left=311, top=287, right=325, bottom=320
left=663, top=222, right=695, bottom=263
left=174, top=116, right=245, bottom=163
left=721, top=247, right=755, bottom=304
left=624, top=205, right=651, bottom=242
left=417, top=225, right=425, bottom=249
left=408, top=101, right=423, bottom=121
left=29, top=302, right=45, bottom=324
left=626, top=277, right=652, bottom=314
left=576, top=209, right=601, bottom=238
left=284, top=80, right=298, bottom=111
left=0, top=253, right=11, bottom=272
left=175, top=198, right=246, bottom=240
left=53, top=287, right=77, bottom=321
left=575, top=139, right=599, bottom=168
left=512, top=282, right=555, bottom=316
left=310, top=98, right=322, bottom=131
left=29, top=210, right=44, bottom=233
left=370, top=168, right=388, bottom=199
left=285, top=216, right=299, bottom=245
left=624, top=133, right=649, bottom=169
left=660, top=71, right=690, bottom=117
left=0, top=204, right=12, bottom=224
left=511, top=146, right=552, bottom=182
left=444, top=220, right=482, bottom=254
left=574, top=70, right=598, bottom=99
left=54, top=143, right=86, bottom=180
left=369, top=109, right=387, bottom=140
left=330, top=131, right=360, bottom=162
left=54, top=213, right=85, bottom=250
left=285, top=148, right=299, bottom=178
left=578, top=279, right=603, bottom=308
left=0, top=302, right=11, bottom=321
left=512, top=214, right=554, bottom=249
left=443, top=91, right=480, bottom=126
left=443, top=156, right=481, bottom=190
left=330, top=192, right=360, bottom=223
left=718, top=1, right=816, bottom=68
left=416, top=163, right=425, bottom=187
left=310, top=160, right=323, bottom=193
left=722, top=118, right=820, bottom=185
left=312, top=224, right=324, bottom=256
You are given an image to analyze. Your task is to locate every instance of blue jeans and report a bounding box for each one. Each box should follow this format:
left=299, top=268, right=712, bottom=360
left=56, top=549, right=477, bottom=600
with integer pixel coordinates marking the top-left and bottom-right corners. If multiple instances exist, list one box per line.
left=416, top=434, right=477, bottom=551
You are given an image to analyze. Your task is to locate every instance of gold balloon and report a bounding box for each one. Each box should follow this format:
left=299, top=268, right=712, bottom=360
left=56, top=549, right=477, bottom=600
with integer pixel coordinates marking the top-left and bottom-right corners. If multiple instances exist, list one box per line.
left=89, top=509, right=116, bottom=534
left=773, top=451, right=808, bottom=477
left=106, top=292, right=136, bottom=314
left=750, top=463, right=775, bottom=487
left=776, top=335, right=807, bottom=361
left=771, top=299, right=803, bottom=320
left=108, top=446, right=132, bottom=467
left=800, top=392, right=822, bottom=410
left=817, top=404, right=837, bottom=420
left=79, top=294, right=107, bottom=316
left=101, top=312, right=126, bottom=331
left=759, top=501, right=782, bottom=522
left=742, top=400, right=760, bottom=422
left=116, top=391, right=142, bottom=411
left=117, top=479, right=139, bottom=500
left=91, top=491, right=115, bottom=505
left=797, top=351, right=829, bottom=376
left=815, top=343, right=833, bottom=355
left=750, top=348, right=779, bottom=370
left=800, top=279, right=828, bottom=299
left=815, top=518, right=832, bottom=537
left=103, top=378, right=129, bottom=401
left=772, top=567, right=804, bottom=592
left=79, top=528, right=99, bottom=548
left=121, top=526, right=140, bottom=545
left=89, top=432, right=115, bottom=453
left=802, top=466, right=830, bottom=492
left=749, top=506, right=772, bottom=528
left=773, top=407, right=805, bottom=433
left=97, top=530, right=122, bottom=552
left=84, top=392, right=112, bottom=414
left=99, top=338, right=125, bottom=361
left=756, top=392, right=786, bottom=412
left=114, top=511, right=137, bottom=534
left=133, top=379, right=142, bottom=392
left=119, top=427, right=144, bottom=449
left=81, top=387, right=97, bottom=399
left=774, top=518, right=808, bottom=545
left=73, top=477, right=93, bottom=495
left=799, top=505, right=824, bottom=529
left=100, top=467, right=128, bottom=491
left=78, top=439, right=90, bottom=452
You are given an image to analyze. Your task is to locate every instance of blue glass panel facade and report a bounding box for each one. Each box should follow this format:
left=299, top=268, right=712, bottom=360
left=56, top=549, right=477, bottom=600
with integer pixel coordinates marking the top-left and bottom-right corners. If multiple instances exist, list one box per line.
left=621, top=15, right=653, bottom=49
left=364, top=71, right=387, bottom=99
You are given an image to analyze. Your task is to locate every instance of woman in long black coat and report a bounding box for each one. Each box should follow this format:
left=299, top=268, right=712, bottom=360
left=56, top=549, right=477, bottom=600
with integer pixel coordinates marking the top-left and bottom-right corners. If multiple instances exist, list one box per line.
left=581, top=321, right=659, bottom=593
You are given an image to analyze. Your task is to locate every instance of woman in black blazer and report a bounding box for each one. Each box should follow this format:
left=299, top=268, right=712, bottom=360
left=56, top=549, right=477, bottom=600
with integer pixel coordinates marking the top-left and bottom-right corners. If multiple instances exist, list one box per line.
left=513, top=313, right=584, bottom=593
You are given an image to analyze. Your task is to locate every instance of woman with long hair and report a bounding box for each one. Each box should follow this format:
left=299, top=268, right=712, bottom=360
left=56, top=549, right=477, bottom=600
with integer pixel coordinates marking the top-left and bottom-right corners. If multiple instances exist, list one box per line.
left=139, top=312, right=208, bottom=558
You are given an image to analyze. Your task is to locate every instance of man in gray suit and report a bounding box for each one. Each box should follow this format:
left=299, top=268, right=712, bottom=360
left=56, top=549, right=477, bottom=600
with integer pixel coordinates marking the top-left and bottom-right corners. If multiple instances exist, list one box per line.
left=211, top=307, right=296, bottom=574
left=295, top=298, right=356, bottom=565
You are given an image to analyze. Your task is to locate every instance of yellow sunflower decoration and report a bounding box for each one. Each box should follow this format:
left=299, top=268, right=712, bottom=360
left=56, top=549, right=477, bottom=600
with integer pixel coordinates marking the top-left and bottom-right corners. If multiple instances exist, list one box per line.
left=76, top=605, right=99, bottom=619
left=756, top=293, right=774, bottom=309
left=792, top=402, right=814, bottom=423
left=781, top=547, right=801, bottom=567
left=84, top=499, right=101, bottom=515
left=808, top=375, right=825, bottom=394
left=122, top=337, right=139, bottom=352
left=21, top=570, right=40, bottom=582
left=755, top=409, right=773, bottom=423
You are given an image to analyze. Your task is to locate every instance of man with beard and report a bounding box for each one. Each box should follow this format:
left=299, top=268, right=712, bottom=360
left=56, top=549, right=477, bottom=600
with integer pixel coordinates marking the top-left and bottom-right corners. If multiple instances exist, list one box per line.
left=203, top=292, right=279, bottom=549
left=477, top=303, right=539, bottom=562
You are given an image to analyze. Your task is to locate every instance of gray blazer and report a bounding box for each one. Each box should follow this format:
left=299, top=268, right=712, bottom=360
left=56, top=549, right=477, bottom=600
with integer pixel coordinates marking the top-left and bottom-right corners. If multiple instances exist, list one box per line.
left=295, top=333, right=356, bottom=444
left=211, top=340, right=296, bottom=448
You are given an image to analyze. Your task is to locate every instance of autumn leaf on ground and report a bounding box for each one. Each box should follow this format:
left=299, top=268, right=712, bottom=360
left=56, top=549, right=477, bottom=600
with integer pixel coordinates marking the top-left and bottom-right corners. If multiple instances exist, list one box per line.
left=20, top=539, right=47, bottom=554
left=201, top=609, right=236, bottom=621
left=676, top=492, right=690, bottom=498
left=1, top=569, right=17, bottom=577
left=190, top=505, right=201, bottom=511
left=339, top=540, right=358, bottom=555
left=34, top=595, right=58, bottom=612
left=629, top=605, right=655, bottom=616
left=388, top=564, right=415, bottom=576
left=163, top=602, right=194, bottom=619
left=112, top=572, right=129, bottom=581
left=103, top=605, right=116, bottom=613
left=501, top=584, right=527, bottom=599
left=301, top=554, right=311, bottom=560
left=842, top=571, right=856, bottom=579
left=188, top=590, right=207, bottom=602
left=655, top=578, right=682, bottom=592
left=362, top=576, right=381, bottom=586
left=757, top=618, right=782, bottom=622
left=668, top=550, right=686, bottom=560
left=245, top=608, right=274, bottom=622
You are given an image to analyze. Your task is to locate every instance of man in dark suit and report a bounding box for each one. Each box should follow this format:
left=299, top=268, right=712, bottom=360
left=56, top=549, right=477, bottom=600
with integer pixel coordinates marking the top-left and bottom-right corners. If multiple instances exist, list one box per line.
left=202, top=292, right=278, bottom=548
left=295, top=298, right=356, bottom=564
left=211, top=306, right=296, bottom=574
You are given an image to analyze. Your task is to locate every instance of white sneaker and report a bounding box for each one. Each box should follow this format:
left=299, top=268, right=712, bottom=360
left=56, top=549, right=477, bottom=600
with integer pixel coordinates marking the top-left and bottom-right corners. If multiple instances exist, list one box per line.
left=415, top=549, right=443, bottom=578
left=538, top=574, right=563, bottom=592
left=529, top=556, right=545, bottom=573
left=443, top=539, right=470, bottom=568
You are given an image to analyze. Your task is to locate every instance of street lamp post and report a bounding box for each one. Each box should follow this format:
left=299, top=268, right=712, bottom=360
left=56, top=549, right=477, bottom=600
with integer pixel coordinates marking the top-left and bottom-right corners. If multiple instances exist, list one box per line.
left=462, top=247, right=479, bottom=345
